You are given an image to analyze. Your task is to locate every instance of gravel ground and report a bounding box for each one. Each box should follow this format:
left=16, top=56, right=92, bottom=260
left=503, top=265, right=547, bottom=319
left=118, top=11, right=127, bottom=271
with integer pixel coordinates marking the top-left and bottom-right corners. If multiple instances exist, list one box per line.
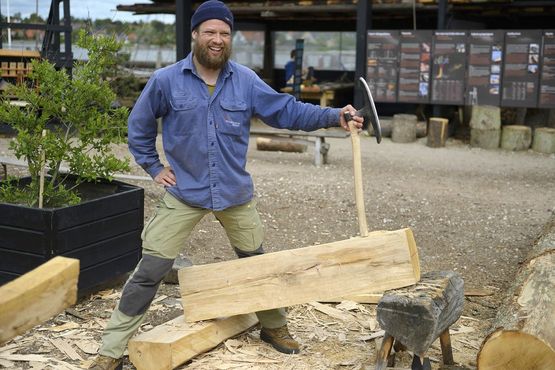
left=1, top=131, right=554, bottom=369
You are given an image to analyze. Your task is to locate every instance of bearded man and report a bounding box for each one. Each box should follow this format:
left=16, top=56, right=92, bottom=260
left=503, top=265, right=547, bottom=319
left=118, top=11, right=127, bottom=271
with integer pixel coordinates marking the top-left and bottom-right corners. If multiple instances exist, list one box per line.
left=89, top=1, right=362, bottom=369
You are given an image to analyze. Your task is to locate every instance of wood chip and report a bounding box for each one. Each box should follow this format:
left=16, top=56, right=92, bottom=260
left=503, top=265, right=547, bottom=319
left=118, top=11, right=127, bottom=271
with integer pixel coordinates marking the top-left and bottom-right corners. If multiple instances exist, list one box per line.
left=75, top=340, right=100, bottom=355
left=360, top=329, right=385, bottom=341
left=308, top=302, right=354, bottom=322
left=0, top=358, right=14, bottom=368
left=0, top=354, right=49, bottom=362
left=49, top=338, right=83, bottom=361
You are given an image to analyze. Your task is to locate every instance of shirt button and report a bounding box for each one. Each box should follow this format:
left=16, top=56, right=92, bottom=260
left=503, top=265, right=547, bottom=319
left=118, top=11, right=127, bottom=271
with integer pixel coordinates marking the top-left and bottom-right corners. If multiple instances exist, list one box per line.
left=212, top=183, right=217, bottom=187
left=211, top=142, right=215, bottom=146
left=212, top=163, right=215, bottom=167
left=209, top=121, right=213, bottom=125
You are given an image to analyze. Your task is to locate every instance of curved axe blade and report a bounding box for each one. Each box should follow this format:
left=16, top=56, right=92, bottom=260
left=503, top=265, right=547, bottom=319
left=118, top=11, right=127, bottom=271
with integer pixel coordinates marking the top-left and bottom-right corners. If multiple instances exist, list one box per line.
left=343, top=77, right=382, bottom=144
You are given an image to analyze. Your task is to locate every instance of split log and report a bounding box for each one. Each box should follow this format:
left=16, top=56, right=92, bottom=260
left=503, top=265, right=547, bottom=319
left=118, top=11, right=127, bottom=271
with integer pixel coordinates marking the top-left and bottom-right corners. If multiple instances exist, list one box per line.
left=391, top=114, right=417, bottom=143
left=426, top=117, right=448, bottom=148
left=179, top=228, right=420, bottom=322
left=469, top=105, right=501, bottom=130
left=256, top=136, right=307, bottom=152
left=501, top=125, right=532, bottom=151
left=376, top=270, right=464, bottom=356
left=470, top=128, right=500, bottom=149
left=532, top=127, right=555, bottom=154
left=128, top=314, right=258, bottom=370
left=0, top=256, right=79, bottom=344
left=477, top=218, right=555, bottom=370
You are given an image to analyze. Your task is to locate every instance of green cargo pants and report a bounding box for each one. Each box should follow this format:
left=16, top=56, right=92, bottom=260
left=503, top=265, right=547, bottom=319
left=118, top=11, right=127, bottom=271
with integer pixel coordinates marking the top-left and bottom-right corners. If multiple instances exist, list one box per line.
left=99, top=192, right=286, bottom=359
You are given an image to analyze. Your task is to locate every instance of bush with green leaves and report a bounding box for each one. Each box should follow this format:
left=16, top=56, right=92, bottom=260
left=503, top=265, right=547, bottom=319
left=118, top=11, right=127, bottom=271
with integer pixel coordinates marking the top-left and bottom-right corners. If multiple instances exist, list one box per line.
left=0, top=30, right=130, bottom=208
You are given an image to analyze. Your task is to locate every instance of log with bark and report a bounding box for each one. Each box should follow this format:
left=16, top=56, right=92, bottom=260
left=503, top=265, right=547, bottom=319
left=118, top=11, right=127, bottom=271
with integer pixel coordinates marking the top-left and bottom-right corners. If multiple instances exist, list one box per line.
left=256, top=136, right=307, bottom=152
left=477, top=217, right=555, bottom=370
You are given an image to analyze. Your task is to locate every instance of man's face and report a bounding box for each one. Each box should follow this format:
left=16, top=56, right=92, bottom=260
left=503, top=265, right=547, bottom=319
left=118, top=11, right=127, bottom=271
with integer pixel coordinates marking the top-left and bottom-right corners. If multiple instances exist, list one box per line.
left=192, top=19, right=232, bottom=70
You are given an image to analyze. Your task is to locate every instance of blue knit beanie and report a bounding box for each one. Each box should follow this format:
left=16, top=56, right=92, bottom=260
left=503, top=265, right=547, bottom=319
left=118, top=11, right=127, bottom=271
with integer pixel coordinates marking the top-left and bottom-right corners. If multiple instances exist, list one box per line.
left=191, top=0, right=234, bottom=31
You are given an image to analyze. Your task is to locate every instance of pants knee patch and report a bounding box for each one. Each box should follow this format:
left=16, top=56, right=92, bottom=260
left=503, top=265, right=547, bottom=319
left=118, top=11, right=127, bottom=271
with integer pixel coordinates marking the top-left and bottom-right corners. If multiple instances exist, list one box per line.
left=119, top=254, right=174, bottom=316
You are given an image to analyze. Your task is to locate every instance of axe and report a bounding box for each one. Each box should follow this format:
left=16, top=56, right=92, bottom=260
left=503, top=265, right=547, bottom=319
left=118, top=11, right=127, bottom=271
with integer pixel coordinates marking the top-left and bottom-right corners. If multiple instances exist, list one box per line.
left=343, top=77, right=382, bottom=237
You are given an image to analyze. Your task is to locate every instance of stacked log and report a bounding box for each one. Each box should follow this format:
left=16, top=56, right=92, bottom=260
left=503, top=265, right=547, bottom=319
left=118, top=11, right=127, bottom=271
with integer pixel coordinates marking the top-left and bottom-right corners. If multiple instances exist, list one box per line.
left=470, top=105, right=501, bottom=149
left=532, top=127, right=555, bottom=154
left=369, top=118, right=392, bottom=138
left=427, top=117, right=449, bottom=148
left=477, top=218, right=555, bottom=370
left=391, top=114, right=417, bottom=143
left=501, top=125, right=532, bottom=151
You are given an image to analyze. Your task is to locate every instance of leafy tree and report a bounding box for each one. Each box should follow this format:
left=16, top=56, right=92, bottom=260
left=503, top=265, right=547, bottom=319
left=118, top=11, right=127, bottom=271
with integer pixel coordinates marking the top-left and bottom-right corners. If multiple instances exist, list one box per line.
left=0, top=30, right=130, bottom=208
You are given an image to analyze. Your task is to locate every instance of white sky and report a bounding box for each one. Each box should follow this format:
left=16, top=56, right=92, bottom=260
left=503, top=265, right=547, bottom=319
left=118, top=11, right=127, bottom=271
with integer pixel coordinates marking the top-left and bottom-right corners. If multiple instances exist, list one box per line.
left=1, top=0, right=175, bottom=23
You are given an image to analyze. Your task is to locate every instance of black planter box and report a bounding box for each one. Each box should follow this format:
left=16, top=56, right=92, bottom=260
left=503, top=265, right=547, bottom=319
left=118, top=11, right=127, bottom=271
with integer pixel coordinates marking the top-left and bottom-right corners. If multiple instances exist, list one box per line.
left=0, top=176, right=144, bottom=294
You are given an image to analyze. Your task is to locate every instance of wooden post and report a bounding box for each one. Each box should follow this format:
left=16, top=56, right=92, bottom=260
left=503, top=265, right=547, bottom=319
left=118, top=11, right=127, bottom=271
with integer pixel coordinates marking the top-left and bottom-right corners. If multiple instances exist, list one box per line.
left=426, top=117, right=448, bottom=148
left=255, top=136, right=307, bottom=153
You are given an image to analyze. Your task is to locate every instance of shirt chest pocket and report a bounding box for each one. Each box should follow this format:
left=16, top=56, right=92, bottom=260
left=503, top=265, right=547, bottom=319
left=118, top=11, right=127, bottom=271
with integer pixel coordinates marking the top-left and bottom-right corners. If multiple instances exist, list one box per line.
left=219, top=100, right=248, bottom=136
left=169, top=95, right=198, bottom=135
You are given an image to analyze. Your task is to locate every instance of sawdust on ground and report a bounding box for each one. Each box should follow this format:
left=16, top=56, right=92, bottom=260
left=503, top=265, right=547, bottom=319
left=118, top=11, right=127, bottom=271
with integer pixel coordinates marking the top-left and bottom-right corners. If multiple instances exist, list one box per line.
left=0, top=128, right=554, bottom=370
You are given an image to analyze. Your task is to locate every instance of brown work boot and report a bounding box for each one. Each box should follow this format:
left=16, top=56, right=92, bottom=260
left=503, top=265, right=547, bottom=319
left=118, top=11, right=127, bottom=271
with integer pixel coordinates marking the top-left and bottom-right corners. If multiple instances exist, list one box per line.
left=88, top=355, right=123, bottom=370
left=260, top=325, right=300, bottom=354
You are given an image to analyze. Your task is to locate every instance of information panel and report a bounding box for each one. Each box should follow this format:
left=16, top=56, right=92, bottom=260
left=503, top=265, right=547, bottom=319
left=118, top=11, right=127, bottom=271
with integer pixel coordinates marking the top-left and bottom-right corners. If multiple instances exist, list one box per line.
left=539, top=30, right=555, bottom=108
left=367, top=30, right=399, bottom=102
left=501, top=30, right=542, bottom=107
left=431, top=31, right=467, bottom=105
left=398, top=30, right=432, bottom=103
left=465, top=30, right=504, bottom=106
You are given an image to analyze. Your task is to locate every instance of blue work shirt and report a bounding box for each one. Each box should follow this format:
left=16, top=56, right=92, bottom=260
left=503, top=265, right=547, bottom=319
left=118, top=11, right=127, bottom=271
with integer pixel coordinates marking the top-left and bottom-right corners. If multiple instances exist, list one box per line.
left=128, top=53, right=341, bottom=211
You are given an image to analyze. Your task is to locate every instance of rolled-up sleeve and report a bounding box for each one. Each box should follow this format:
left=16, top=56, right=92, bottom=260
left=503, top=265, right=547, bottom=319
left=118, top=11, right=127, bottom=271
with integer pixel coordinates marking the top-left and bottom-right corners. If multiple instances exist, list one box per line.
left=127, top=74, right=168, bottom=178
left=250, top=76, right=340, bottom=132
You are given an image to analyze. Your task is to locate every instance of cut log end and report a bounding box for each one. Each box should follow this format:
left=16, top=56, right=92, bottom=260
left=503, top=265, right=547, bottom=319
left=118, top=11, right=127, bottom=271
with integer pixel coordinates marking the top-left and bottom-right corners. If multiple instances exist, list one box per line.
left=477, top=329, right=555, bottom=370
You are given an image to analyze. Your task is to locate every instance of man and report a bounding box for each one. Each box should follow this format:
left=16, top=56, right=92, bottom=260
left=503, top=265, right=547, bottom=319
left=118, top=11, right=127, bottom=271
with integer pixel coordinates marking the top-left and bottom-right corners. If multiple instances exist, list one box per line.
left=90, top=1, right=362, bottom=369
left=284, top=49, right=296, bottom=85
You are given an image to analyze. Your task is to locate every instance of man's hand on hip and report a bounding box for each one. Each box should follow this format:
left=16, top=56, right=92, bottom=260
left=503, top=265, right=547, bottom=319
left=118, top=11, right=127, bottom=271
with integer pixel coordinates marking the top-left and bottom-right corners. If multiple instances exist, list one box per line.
left=154, top=167, right=177, bottom=187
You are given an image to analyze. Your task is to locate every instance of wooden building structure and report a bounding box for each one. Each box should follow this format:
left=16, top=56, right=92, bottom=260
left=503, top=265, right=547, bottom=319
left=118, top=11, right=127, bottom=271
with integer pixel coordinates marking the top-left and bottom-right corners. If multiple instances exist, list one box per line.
left=116, top=0, right=555, bottom=107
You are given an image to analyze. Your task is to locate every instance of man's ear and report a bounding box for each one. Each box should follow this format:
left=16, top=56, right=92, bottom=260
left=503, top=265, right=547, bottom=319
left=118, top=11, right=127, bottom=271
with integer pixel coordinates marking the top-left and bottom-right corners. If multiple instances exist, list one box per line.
left=192, top=30, right=198, bottom=41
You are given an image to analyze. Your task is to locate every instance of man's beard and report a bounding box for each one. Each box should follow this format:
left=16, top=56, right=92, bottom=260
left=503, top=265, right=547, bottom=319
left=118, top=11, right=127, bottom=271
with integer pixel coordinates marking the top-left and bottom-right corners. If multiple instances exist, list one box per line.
left=194, top=41, right=231, bottom=70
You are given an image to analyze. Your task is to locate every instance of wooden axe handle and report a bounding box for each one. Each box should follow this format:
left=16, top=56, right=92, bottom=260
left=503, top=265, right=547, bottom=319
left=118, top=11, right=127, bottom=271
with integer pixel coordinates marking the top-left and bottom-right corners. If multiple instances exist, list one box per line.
left=348, top=121, right=369, bottom=237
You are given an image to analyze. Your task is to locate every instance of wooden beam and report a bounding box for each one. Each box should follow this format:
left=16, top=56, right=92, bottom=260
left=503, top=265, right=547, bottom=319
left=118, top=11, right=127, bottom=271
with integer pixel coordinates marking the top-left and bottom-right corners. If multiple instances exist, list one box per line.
left=128, top=314, right=258, bottom=370
left=0, top=256, right=79, bottom=344
left=179, top=228, right=420, bottom=322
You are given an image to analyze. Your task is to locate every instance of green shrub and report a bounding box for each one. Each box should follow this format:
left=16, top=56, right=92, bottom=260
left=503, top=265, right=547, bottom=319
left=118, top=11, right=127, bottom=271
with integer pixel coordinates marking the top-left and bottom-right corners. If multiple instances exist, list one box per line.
left=0, top=30, right=130, bottom=207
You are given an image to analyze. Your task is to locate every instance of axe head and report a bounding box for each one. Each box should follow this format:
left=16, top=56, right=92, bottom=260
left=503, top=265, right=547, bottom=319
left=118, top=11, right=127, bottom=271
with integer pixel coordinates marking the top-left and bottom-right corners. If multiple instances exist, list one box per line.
left=357, top=77, right=382, bottom=143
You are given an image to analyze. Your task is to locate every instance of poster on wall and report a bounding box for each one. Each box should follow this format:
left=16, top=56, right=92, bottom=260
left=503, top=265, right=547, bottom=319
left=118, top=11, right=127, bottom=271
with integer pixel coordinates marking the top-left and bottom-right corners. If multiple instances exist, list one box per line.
left=367, top=30, right=399, bottom=102
left=539, top=30, right=555, bottom=108
left=501, top=30, right=542, bottom=107
left=398, top=30, right=432, bottom=103
left=431, top=31, right=467, bottom=105
left=466, top=30, right=504, bottom=106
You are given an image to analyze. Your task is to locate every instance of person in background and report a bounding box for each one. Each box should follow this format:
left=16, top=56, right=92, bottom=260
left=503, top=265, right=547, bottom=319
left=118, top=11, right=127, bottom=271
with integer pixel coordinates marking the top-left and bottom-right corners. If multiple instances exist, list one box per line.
left=284, top=49, right=297, bottom=86
left=89, top=1, right=362, bottom=369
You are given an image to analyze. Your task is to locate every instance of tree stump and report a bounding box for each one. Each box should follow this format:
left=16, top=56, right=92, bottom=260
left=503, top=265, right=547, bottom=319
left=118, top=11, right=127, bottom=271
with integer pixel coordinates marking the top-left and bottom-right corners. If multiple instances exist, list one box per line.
left=477, top=218, right=555, bottom=370
left=501, top=125, right=532, bottom=151
left=532, top=127, right=555, bottom=154
left=392, top=114, right=417, bottom=143
left=256, top=136, right=307, bottom=153
left=427, top=117, right=448, bottom=148
left=369, top=118, right=392, bottom=138
left=375, top=271, right=464, bottom=370
left=470, top=128, right=500, bottom=149
left=469, top=105, right=501, bottom=130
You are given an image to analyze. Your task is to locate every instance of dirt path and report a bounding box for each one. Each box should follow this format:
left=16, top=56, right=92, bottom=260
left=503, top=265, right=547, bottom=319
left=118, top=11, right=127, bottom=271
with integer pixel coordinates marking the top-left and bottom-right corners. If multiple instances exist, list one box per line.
left=1, top=133, right=554, bottom=369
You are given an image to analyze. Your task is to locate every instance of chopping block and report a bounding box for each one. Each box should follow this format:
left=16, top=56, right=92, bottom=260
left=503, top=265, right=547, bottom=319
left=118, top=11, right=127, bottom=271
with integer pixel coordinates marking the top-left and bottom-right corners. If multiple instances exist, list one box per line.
left=375, top=270, right=464, bottom=370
